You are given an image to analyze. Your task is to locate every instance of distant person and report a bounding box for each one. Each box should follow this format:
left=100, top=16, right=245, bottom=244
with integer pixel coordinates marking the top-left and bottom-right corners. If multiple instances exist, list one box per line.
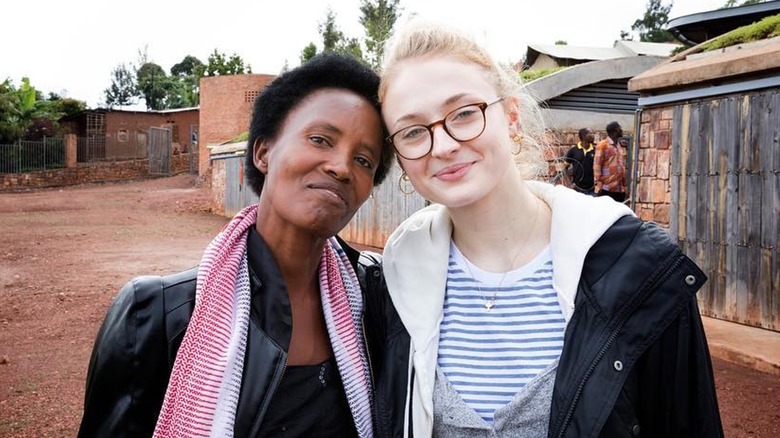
left=77, top=53, right=393, bottom=438
left=563, top=127, right=596, bottom=195
left=593, top=121, right=627, bottom=202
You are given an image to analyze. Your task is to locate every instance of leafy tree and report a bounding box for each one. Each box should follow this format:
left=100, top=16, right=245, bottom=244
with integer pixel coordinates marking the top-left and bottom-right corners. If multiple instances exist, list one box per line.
left=723, top=0, right=766, bottom=6
left=0, top=80, right=25, bottom=143
left=621, top=0, right=674, bottom=42
left=136, top=62, right=170, bottom=110
left=359, top=0, right=401, bottom=68
left=203, top=49, right=252, bottom=76
left=0, top=78, right=80, bottom=143
left=320, top=8, right=345, bottom=53
left=555, top=40, right=568, bottom=45
left=104, top=63, right=139, bottom=108
left=54, top=97, right=87, bottom=118
left=170, top=55, right=204, bottom=108
left=24, top=118, right=57, bottom=141
left=171, top=55, right=204, bottom=77
left=301, top=42, right=318, bottom=63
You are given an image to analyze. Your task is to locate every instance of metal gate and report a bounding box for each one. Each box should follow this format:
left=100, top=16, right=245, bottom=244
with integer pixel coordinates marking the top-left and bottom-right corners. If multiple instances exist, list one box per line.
left=149, top=127, right=172, bottom=175
left=189, top=124, right=199, bottom=174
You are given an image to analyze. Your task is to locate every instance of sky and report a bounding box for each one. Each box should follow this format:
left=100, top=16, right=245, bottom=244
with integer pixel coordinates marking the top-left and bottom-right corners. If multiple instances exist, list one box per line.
left=2, top=0, right=727, bottom=108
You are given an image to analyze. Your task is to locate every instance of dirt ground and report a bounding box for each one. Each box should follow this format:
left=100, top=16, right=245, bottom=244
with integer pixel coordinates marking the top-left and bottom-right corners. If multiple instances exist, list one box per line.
left=0, top=174, right=778, bottom=437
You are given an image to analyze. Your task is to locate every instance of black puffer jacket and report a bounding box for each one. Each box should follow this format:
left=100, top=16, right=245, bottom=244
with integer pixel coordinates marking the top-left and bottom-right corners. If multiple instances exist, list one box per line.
left=365, top=215, right=724, bottom=437
left=77, top=234, right=387, bottom=438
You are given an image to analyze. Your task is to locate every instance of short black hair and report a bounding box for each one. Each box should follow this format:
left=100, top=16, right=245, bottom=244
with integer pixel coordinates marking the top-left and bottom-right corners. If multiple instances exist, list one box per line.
left=578, top=128, right=590, bottom=141
left=245, top=52, right=392, bottom=196
left=606, top=121, right=622, bottom=137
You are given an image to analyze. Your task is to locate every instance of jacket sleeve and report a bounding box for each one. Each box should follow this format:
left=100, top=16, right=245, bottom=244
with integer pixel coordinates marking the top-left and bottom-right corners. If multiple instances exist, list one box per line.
left=77, top=276, right=170, bottom=438
left=634, top=294, right=724, bottom=437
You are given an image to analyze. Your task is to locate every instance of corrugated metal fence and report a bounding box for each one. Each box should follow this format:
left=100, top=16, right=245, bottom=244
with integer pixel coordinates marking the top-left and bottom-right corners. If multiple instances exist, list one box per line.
left=340, top=162, right=427, bottom=248
left=670, top=90, right=779, bottom=331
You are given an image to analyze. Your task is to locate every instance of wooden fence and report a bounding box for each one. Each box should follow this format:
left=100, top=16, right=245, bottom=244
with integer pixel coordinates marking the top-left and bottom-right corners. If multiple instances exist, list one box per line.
left=670, top=90, right=779, bottom=331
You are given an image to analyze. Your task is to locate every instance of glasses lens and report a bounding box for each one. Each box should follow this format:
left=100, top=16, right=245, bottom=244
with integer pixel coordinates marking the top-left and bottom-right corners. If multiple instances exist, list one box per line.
left=393, top=125, right=430, bottom=159
left=445, top=104, right=485, bottom=142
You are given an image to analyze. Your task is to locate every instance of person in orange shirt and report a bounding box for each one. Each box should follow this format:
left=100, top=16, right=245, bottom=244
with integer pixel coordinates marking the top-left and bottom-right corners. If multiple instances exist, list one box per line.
left=593, top=121, right=627, bottom=203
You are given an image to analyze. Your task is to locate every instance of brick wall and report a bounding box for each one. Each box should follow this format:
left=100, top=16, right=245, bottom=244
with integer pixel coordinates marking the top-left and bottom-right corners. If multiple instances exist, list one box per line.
left=199, top=74, right=276, bottom=176
left=634, top=108, right=673, bottom=226
left=1, top=154, right=192, bottom=191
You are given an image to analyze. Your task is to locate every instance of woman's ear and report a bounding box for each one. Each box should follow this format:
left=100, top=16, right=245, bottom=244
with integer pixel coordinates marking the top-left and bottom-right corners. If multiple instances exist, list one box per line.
left=253, top=139, right=270, bottom=174
left=504, top=96, right=523, bottom=138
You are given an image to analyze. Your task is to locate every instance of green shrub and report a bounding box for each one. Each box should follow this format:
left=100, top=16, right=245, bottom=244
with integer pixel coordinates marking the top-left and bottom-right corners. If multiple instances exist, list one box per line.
left=701, top=13, right=780, bottom=51
left=520, top=67, right=566, bottom=82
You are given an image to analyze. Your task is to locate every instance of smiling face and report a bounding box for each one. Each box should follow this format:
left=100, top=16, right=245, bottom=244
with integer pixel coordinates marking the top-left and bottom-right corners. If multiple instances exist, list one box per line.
left=382, top=56, right=518, bottom=208
left=253, top=88, right=383, bottom=239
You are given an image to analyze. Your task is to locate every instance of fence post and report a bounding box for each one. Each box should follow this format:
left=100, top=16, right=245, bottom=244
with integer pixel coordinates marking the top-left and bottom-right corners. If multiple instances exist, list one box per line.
left=65, top=134, right=77, bottom=168
left=17, top=140, right=21, bottom=173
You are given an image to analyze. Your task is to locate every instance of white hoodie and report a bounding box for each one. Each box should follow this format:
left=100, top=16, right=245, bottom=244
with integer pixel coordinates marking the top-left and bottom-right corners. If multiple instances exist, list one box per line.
left=382, top=181, right=634, bottom=438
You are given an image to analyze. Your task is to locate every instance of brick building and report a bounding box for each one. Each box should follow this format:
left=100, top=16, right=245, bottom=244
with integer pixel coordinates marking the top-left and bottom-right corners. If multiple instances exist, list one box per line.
left=198, top=74, right=276, bottom=176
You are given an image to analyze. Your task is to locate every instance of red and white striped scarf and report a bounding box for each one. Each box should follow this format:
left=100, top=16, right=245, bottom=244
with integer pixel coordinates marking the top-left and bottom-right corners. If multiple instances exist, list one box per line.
left=153, top=204, right=374, bottom=438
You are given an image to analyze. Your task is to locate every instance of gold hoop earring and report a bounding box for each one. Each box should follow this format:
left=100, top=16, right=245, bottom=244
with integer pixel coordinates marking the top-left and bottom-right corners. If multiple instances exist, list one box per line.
left=511, top=134, right=523, bottom=155
left=398, top=171, right=415, bottom=195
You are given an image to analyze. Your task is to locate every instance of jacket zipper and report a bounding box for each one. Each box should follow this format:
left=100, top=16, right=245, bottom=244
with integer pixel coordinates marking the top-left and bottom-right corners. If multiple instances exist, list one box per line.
left=361, top=316, right=379, bottom=429
left=362, top=264, right=381, bottom=435
left=554, top=253, right=685, bottom=438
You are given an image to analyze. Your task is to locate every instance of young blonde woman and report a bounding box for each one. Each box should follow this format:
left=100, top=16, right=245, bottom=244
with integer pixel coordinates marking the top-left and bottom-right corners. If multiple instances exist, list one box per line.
left=371, top=19, right=724, bottom=438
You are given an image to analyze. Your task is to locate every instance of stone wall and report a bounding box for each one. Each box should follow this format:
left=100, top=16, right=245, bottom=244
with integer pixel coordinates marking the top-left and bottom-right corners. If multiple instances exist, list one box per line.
left=1, top=153, right=192, bottom=191
left=633, top=108, right=673, bottom=226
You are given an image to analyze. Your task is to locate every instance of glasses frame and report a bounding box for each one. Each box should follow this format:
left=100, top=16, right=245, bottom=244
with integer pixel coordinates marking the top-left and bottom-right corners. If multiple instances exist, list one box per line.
left=387, top=97, right=505, bottom=160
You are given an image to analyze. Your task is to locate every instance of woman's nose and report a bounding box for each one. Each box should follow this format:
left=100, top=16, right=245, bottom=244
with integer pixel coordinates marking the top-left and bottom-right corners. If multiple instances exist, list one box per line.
left=324, top=148, right=352, bottom=181
left=430, top=124, right=459, bottom=158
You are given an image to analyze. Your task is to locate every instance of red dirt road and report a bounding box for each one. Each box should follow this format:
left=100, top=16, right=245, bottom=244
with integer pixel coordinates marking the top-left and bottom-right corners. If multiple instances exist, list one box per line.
left=0, top=175, right=778, bottom=437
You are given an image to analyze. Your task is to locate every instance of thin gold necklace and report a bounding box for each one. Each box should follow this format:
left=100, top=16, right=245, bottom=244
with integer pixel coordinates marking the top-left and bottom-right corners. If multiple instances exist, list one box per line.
left=460, top=199, right=541, bottom=311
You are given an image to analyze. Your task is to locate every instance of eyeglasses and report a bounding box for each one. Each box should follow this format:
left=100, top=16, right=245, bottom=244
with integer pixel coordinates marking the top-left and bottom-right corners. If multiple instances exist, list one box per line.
left=387, top=97, right=504, bottom=160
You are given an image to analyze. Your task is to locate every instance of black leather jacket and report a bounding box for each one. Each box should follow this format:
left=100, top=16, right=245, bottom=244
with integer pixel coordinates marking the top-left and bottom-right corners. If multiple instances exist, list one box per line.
left=366, top=216, right=724, bottom=438
left=77, top=234, right=386, bottom=438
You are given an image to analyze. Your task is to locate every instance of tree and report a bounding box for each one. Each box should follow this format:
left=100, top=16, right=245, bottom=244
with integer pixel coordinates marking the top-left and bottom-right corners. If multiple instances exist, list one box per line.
left=203, top=49, right=252, bottom=76
left=104, top=63, right=138, bottom=108
left=0, top=78, right=82, bottom=143
left=555, top=40, right=568, bottom=45
left=622, top=0, right=674, bottom=42
left=52, top=97, right=86, bottom=118
left=0, top=80, right=25, bottom=143
left=300, top=42, right=318, bottom=63
left=359, top=0, right=401, bottom=68
left=136, top=62, right=169, bottom=110
left=320, top=8, right=345, bottom=53
left=170, top=55, right=204, bottom=108
left=171, top=55, right=204, bottom=77
left=723, top=0, right=766, bottom=6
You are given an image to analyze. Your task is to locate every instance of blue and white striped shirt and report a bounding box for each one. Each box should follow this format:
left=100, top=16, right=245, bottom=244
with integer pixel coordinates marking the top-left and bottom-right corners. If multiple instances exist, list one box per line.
left=438, top=242, right=566, bottom=425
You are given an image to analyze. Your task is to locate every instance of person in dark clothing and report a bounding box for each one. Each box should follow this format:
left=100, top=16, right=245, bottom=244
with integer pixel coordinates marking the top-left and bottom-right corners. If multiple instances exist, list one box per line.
left=563, top=127, right=596, bottom=195
left=77, top=52, right=393, bottom=438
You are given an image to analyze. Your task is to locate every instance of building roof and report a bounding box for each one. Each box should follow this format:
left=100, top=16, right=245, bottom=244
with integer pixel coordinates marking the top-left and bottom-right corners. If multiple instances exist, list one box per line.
left=614, top=40, right=681, bottom=57
left=525, top=41, right=681, bottom=68
left=667, top=0, right=780, bottom=45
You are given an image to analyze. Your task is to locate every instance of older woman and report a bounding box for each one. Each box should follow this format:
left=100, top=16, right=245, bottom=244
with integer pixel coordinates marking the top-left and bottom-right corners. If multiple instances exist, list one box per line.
left=78, top=52, right=393, bottom=438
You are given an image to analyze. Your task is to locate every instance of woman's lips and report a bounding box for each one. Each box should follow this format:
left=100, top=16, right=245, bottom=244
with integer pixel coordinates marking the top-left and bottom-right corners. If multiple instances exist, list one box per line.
left=434, top=162, right=472, bottom=182
left=309, top=182, right=348, bottom=207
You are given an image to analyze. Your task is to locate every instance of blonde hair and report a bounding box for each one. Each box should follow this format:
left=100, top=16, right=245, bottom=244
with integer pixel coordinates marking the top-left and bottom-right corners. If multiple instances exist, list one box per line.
left=379, top=18, right=548, bottom=179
